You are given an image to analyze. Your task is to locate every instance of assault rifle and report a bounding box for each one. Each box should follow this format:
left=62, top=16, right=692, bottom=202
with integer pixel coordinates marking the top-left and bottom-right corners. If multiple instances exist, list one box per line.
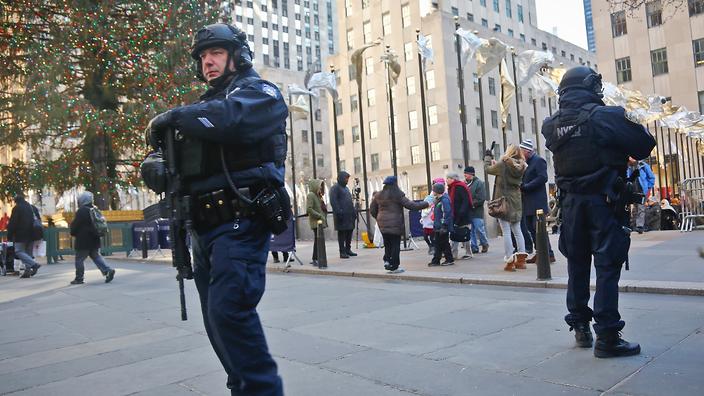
left=164, top=128, right=194, bottom=320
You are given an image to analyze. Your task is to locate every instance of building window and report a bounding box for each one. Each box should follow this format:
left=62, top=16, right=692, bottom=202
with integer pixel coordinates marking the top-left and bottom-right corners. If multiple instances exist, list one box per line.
left=467, top=13, right=474, bottom=21
left=561, top=50, right=566, bottom=58
left=367, top=88, right=376, bottom=106
left=451, top=7, right=459, bottom=16
left=508, top=29, right=514, bottom=37
left=699, top=91, right=704, bottom=114
left=314, top=109, right=321, bottom=121
left=382, top=12, right=391, bottom=35
left=404, top=42, right=413, bottom=61
left=317, top=156, right=324, bottom=168
left=425, top=70, right=436, bottom=90
left=339, top=160, right=346, bottom=172
left=540, top=97, right=546, bottom=108
left=316, top=131, right=323, bottom=144
left=690, top=0, right=704, bottom=16
left=402, top=4, right=411, bottom=27
left=646, top=1, right=663, bottom=28
left=334, top=98, right=343, bottom=115
left=490, top=110, right=498, bottom=128
left=303, top=157, right=310, bottom=167
left=350, top=94, right=358, bottom=112
left=348, top=64, right=356, bottom=82
left=520, top=33, right=526, bottom=42
left=519, top=115, right=525, bottom=134
left=480, top=0, right=486, bottom=6
left=517, top=4, right=523, bottom=22
left=365, top=57, right=374, bottom=75
left=507, top=113, right=512, bottom=130
left=363, top=21, right=372, bottom=44
left=694, top=38, right=704, bottom=67
left=371, top=153, right=380, bottom=171
left=481, top=18, right=489, bottom=27
left=473, top=73, right=479, bottom=91
left=352, top=125, right=360, bottom=142
left=488, top=77, right=496, bottom=95
left=611, top=11, right=627, bottom=37
left=336, top=129, right=345, bottom=145
left=431, top=142, right=440, bottom=161
left=531, top=118, right=537, bottom=134
left=494, top=24, right=502, bottom=33
left=406, top=76, right=416, bottom=96
left=506, top=0, right=512, bottom=17
left=428, top=105, right=438, bottom=125
left=369, top=120, right=378, bottom=139
left=347, top=29, right=354, bottom=50
left=408, top=110, right=418, bottom=129
left=616, top=57, right=632, bottom=83
left=651, top=48, right=668, bottom=75
left=411, top=146, right=421, bottom=165
left=354, top=157, right=361, bottom=173
left=493, top=0, right=500, bottom=12
left=301, top=129, right=308, bottom=143
left=476, top=107, right=482, bottom=126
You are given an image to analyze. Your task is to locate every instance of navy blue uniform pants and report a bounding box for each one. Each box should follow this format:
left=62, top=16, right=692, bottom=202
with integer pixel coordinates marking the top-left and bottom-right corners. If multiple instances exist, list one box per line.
left=192, top=218, right=283, bottom=396
left=559, top=193, right=629, bottom=336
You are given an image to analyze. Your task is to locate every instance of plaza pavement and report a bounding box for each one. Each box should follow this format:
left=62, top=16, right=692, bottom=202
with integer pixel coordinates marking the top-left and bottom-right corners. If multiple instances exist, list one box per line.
left=108, top=229, right=704, bottom=296
left=0, top=260, right=703, bottom=395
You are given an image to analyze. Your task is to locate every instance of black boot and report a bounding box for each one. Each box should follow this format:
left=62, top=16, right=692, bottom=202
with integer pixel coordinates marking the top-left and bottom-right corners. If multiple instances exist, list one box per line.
left=594, top=332, right=640, bottom=358
left=346, top=250, right=357, bottom=257
left=570, top=322, right=593, bottom=348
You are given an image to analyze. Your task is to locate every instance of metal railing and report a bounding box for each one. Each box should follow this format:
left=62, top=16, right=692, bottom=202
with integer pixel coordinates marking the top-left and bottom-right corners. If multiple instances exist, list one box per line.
left=680, top=177, right=704, bottom=232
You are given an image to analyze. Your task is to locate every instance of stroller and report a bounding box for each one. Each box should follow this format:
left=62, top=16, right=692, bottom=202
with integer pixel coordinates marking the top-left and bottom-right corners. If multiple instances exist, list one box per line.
left=1, top=242, right=16, bottom=276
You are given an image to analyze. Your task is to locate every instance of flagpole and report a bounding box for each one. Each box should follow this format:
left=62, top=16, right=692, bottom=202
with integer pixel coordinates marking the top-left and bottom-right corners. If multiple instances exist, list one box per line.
left=453, top=17, right=469, bottom=168
left=679, top=133, right=688, bottom=181
left=356, top=53, right=372, bottom=236
left=532, top=96, right=540, bottom=156
left=330, top=65, right=341, bottom=173
left=288, top=93, right=298, bottom=221
left=651, top=122, right=664, bottom=198
left=665, top=125, right=672, bottom=199
left=499, top=61, right=508, bottom=151
left=384, top=45, right=399, bottom=178
left=417, top=29, right=432, bottom=194
left=686, top=136, right=693, bottom=180
left=511, top=49, right=523, bottom=144
left=308, top=95, right=317, bottom=179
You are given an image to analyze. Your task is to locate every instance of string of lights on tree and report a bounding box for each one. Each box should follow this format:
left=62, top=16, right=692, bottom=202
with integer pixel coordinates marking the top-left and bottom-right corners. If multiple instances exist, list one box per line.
left=0, top=1, right=221, bottom=205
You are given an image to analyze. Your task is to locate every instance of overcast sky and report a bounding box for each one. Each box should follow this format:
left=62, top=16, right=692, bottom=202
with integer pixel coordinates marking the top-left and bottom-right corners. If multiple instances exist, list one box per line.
left=535, top=0, right=589, bottom=50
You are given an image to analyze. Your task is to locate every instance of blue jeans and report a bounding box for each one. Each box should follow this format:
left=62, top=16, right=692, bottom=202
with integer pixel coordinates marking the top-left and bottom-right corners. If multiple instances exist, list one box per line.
left=75, top=249, right=111, bottom=280
left=14, top=242, right=40, bottom=270
left=469, top=218, right=489, bottom=251
left=192, top=218, right=283, bottom=396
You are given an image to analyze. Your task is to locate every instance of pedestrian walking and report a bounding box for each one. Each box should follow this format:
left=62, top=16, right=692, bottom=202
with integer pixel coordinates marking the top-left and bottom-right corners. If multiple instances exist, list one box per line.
left=370, top=176, right=429, bottom=273
left=428, top=183, right=454, bottom=266
left=486, top=145, right=528, bottom=271
left=518, top=139, right=555, bottom=263
left=6, top=193, right=42, bottom=278
left=306, top=179, right=328, bottom=267
left=271, top=251, right=289, bottom=263
left=543, top=66, right=655, bottom=357
left=142, top=23, right=286, bottom=394
left=69, top=191, right=115, bottom=284
left=464, top=166, right=489, bottom=254
left=626, top=157, right=655, bottom=234
left=329, top=171, right=357, bottom=258
left=446, top=172, right=473, bottom=259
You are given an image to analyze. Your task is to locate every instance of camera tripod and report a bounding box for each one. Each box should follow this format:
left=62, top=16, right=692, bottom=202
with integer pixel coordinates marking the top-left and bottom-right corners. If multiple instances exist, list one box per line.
left=353, top=196, right=369, bottom=249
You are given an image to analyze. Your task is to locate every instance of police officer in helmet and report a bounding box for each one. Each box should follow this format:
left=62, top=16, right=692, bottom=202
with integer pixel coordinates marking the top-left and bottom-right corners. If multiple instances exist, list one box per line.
left=144, top=23, right=286, bottom=394
left=542, top=66, right=655, bottom=358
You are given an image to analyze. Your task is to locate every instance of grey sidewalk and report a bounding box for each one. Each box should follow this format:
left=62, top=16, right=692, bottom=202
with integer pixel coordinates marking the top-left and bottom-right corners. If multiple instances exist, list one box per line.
left=98, top=230, right=704, bottom=295
left=0, top=263, right=702, bottom=395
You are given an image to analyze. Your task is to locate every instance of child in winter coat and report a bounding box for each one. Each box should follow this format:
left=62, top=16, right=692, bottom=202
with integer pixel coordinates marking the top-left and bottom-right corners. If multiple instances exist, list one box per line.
left=429, top=183, right=454, bottom=266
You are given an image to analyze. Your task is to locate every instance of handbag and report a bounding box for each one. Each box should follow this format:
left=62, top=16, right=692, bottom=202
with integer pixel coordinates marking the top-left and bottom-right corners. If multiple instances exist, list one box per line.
left=450, top=225, right=470, bottom=242
left=487, top=163, right=510, bottom=221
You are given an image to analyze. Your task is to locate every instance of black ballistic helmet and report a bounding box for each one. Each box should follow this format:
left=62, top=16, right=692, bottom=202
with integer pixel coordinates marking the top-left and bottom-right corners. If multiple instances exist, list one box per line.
left=190, top=23, right=253, bottom=81
left=558, top=66, right=603, bottom=97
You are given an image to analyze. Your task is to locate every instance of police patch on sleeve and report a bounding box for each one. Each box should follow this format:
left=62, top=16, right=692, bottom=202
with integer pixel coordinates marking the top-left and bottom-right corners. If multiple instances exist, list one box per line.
left=262, top=84, right=278, bottom=99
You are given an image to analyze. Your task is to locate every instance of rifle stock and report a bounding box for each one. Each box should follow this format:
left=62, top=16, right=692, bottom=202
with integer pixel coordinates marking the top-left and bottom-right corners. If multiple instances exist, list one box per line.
left=164, top=128, right=194, bottom=321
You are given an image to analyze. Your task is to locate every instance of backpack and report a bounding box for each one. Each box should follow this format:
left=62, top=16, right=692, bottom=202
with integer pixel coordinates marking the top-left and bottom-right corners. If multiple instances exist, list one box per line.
left=31, top=206, right=44, bottom=240
left=89, top=206, right=108, bottom=237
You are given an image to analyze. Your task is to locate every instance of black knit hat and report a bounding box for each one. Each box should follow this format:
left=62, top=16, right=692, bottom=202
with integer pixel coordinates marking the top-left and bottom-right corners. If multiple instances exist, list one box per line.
left=464, top=166, right=475, bottom=174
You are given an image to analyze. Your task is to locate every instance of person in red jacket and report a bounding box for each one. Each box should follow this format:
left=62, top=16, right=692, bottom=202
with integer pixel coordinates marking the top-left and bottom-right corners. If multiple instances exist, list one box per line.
left=445, top=172, right=473, bottom=259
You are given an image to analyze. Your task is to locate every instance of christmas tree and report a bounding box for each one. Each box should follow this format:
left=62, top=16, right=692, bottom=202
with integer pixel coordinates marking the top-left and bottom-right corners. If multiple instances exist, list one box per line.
left=0, top=1, right=221, bottom=208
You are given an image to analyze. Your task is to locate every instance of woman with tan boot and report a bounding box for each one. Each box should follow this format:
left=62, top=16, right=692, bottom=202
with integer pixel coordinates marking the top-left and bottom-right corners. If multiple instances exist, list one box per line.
left=486, top=145, right=528, bottom=271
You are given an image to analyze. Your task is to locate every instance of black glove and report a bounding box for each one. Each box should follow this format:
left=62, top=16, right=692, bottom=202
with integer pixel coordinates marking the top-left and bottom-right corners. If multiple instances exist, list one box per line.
left=140, top=151, right=168, bottom=194
left=147, top=110, right=174, bottom=149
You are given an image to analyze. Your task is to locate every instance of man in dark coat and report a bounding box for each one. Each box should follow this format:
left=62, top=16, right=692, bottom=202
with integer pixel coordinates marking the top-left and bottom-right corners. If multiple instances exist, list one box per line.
left=328, top=171, right=357, bottom=258
left=69, top=191, right=115, bottom=284
left=464, top=166, right=489, bottom=253
left=7, top=193, right=42, bottom=277
left=519, top=139, right=555, bottom=262
left=445, top=171, right=473, bottom=259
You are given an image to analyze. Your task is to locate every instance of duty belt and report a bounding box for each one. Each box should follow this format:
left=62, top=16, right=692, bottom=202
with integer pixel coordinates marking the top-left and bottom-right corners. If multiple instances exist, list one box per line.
left=192, top=187, right=262, bottom=230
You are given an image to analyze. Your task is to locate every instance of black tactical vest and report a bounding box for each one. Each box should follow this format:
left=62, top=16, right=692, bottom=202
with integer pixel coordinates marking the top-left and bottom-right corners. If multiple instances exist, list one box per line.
left=177, top=76, right=287, bottom=184
left=547, top=104, right=625, bottom=179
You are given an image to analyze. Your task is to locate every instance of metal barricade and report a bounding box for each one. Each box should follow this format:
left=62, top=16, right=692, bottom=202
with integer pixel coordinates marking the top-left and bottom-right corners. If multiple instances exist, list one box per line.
left=680, top=177, right=704, bottom=232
